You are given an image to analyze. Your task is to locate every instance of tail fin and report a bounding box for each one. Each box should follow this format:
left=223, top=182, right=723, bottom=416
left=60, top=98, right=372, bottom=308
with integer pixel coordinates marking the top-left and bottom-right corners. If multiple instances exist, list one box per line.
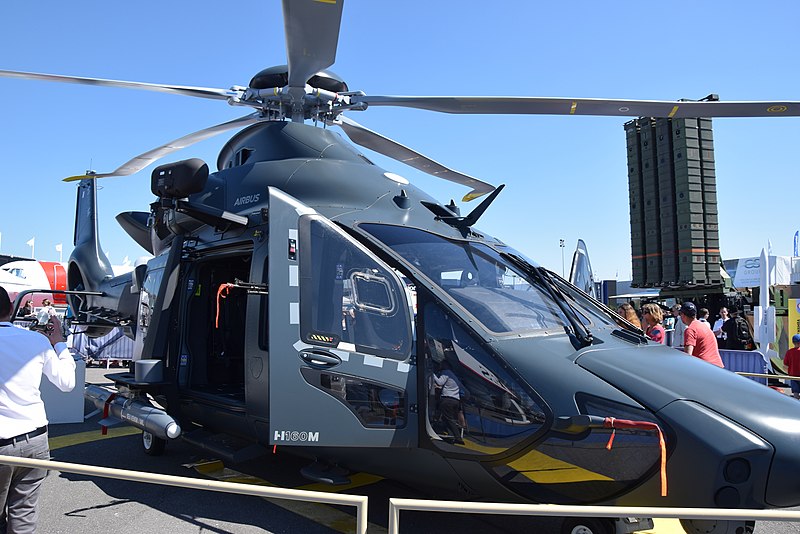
left=69, top=179, right=114, bottom=293
left=67, top=178, right=137, bottom=337
left=569, top=239, right=596, bottom=299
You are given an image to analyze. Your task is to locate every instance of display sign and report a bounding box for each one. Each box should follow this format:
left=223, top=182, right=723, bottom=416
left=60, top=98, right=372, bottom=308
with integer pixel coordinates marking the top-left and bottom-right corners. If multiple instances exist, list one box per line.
left=734, top=257, right=761, bottom=288
left=789, top=298, right=800, bottom=339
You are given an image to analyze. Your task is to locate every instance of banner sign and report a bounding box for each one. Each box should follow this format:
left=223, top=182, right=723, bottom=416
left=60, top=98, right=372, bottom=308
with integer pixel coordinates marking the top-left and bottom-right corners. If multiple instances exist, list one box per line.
left=734, top=257, right=761, bottom=288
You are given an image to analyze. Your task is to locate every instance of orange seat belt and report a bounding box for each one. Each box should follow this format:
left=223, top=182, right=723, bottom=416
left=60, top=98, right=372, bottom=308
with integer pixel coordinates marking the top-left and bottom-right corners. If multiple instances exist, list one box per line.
left=215, top=283, right=236, bottom=328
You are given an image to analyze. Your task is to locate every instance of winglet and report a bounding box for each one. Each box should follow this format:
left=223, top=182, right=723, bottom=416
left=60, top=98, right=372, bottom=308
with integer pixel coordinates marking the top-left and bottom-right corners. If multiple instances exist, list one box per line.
left=64, top=174, right=94, bottom=182
left=462, top=190, right=490, bottom=202
left=64, top=170, right=110, bottom=182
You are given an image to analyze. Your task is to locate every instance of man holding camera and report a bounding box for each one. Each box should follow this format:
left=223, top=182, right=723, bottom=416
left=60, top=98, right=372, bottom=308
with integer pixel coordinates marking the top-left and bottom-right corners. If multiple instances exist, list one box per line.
left=0, top=287, right=75, bottom=533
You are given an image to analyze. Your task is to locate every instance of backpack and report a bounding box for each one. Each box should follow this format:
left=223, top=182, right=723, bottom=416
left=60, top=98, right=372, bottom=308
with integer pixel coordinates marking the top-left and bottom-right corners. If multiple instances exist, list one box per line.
left=732, top=316, right=752, bottom=346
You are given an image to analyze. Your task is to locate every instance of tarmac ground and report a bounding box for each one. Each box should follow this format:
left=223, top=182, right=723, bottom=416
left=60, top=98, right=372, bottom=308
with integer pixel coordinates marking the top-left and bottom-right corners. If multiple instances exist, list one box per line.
left=28, top=367, right=800, bottom=533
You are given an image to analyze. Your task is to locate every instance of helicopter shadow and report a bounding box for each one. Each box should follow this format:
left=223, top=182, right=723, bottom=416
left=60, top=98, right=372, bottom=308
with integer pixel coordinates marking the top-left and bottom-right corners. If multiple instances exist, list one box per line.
left=47, top=432, right=338, bottom=534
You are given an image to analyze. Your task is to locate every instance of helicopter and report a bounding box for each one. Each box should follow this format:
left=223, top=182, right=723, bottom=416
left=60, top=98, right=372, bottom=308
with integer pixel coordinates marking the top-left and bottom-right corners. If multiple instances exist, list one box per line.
left=3, top=2, right=800, bottom=533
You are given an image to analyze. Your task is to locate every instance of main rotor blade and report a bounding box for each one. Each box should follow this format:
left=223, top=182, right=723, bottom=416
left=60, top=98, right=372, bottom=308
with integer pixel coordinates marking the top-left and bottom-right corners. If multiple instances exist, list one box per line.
left=0, top=69, right=235, bottom=101
left=335, top=115, right=495, bottom=202
left=64, top=113, right=262, bottom=182
left=283, top=0, right=344, bottom=88
left=354, top=95, right=800, bottom=118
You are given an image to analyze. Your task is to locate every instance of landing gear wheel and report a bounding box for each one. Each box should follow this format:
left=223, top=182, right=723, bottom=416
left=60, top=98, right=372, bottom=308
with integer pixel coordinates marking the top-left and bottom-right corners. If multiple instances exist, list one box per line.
left=142, top=431, right=166, bottom=456
left=679, top=519, right=755, bottom=534
left=561, top=517, right=614, bottom=534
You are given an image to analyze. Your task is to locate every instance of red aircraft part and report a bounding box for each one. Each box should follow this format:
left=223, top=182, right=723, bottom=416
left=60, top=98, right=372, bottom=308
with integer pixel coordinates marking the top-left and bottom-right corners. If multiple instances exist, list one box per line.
left=38, top=261, right=68, bottom=305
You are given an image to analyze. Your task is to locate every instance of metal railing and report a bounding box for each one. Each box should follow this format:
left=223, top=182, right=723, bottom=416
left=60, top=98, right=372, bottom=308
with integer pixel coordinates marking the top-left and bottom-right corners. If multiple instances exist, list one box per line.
left=387, top=498, right=800, bottom=534
left=0, top=455, right=369, bottom=534
left=7, top=453, right=800, bottom=534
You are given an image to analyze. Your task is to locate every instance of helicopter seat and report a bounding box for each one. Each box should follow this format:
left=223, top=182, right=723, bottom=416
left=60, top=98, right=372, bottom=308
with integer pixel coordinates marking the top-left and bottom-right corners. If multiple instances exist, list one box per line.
left=459, top=270, right=479, bottom=288
left=350, top=309, right=406, bottom=355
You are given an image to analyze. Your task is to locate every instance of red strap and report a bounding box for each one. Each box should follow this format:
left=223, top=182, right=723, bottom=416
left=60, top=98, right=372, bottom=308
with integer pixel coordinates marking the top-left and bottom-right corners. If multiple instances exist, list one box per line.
left=101, top=392, right=117, bottom=436
left=604, top=417, right=667, bottom=497
left=215, top=283, right=235, bottom=328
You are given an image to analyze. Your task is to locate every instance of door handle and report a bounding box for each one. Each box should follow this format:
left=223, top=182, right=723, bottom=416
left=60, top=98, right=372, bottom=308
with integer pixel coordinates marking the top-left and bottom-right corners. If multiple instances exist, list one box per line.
left=299, top=349, right=342, bottom=368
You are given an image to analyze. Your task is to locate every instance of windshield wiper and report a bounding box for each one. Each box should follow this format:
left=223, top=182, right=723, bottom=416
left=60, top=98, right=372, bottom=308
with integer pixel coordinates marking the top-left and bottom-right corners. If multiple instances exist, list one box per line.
left=544, top=268, right=648, bottom=340
left=538, top=268, right=594, bottom=348
left=503, top=253, right=593, bottom=348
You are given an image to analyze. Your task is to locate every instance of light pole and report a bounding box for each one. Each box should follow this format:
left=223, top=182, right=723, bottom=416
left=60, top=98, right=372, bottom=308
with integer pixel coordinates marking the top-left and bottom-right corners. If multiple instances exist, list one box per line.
left=559, top=239, right=565, bottom=277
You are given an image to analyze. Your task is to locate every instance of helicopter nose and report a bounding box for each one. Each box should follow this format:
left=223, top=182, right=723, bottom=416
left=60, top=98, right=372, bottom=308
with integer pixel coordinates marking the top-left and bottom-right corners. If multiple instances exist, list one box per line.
left=577, top=345, right=800, bottom=508
left=651, top=397, right=774, bottom=508
left=758, top=415, right=800, bottom=507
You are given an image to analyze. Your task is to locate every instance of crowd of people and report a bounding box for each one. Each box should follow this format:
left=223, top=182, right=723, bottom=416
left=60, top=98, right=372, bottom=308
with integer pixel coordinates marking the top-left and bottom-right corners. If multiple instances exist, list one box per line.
left=616, top=301, right=755, bottom=351
left=615, top=300, right=764, bottom=369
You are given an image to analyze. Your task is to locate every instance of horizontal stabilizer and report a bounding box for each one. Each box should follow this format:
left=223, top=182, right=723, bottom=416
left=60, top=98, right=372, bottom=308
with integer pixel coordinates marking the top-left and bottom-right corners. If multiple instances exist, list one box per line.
left=116, top=211, right=153, bottom=254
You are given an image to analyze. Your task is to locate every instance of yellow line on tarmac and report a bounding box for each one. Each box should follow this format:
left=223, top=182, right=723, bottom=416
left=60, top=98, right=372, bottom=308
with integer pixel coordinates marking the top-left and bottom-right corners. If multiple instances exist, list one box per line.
left=648, top=518, right=685, bottom=533
left=190, top=460, right=387, bottom=534
left=297, top=472, right=384, bottom=493
left=44, top=438, right=686, bottom=533
left=49, top=426, right=141, bottom=451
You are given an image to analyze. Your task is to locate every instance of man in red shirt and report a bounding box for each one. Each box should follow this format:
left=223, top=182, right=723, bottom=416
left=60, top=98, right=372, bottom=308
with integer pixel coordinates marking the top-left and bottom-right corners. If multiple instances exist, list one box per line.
left=680, top=302, right=724, bottom=368
left=783, top=334, right=800, bottom=399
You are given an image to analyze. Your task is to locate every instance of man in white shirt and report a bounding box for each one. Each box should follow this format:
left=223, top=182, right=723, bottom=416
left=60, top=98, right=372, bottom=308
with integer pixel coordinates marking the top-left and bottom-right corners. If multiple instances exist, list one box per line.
left=431, top=360, right=464, bottom=445
left=712, top=306, right=729, bottom=349
left=0, top=287, right=75, bottom=534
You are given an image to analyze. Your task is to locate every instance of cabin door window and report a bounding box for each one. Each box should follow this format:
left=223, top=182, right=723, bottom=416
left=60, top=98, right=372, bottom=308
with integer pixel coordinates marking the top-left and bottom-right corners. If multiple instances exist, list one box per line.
left=421, top=301, right=548, bottom=454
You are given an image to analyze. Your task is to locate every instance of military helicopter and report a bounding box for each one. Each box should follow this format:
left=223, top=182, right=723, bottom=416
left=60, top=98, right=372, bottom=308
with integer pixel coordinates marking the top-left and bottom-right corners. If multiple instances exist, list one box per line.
left=3, top=1, right=800, bottom=533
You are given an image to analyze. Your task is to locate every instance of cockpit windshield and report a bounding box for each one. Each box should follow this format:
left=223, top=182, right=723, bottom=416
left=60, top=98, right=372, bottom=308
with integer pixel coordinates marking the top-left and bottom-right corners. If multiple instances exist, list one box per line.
left=360, top=224, right=573, bottom=336
left=493, top=247, right=619, bottom=330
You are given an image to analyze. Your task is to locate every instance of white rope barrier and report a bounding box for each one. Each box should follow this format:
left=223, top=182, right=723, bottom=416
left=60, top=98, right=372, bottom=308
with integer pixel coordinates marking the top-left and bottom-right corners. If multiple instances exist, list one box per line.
left=388, top=497, right=800, bottom=534
left=736, top=371, right=800, bottom=381
left=0, top=455, right=368, bottom=534
left=7, top=454, right=800, bottom=534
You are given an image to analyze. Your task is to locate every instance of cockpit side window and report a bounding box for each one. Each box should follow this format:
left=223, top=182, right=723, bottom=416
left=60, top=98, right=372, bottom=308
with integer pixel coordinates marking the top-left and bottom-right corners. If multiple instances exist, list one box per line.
left=300, top=217, right=412, bottom=360
left=235, top=147, right=254, bottom=166
left=6, top=268, right=25, bottom=279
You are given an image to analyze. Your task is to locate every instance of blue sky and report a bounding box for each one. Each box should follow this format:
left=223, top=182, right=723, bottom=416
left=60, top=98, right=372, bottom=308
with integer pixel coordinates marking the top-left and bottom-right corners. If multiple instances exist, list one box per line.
left=0, top=1, right=797, bottom=280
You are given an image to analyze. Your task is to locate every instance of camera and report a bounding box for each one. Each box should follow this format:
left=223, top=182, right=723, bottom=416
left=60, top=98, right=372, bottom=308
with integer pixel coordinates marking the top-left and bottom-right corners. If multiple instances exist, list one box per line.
left=30, top=320, right=55, bottom=335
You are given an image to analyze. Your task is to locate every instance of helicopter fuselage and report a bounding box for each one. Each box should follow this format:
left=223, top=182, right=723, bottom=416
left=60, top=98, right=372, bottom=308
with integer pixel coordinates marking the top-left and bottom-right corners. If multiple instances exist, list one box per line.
left=76, top=120, right=800, bottom=510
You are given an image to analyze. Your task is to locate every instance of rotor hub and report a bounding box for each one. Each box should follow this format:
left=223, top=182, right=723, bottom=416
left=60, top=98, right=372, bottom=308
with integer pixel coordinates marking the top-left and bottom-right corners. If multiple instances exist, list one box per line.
left=249, top=65, right=348, bottom=93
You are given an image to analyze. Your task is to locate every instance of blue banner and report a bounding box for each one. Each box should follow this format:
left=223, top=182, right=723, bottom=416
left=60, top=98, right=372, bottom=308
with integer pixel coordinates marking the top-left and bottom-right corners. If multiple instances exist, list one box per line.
left=794, top=231, right=799, bottom=257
